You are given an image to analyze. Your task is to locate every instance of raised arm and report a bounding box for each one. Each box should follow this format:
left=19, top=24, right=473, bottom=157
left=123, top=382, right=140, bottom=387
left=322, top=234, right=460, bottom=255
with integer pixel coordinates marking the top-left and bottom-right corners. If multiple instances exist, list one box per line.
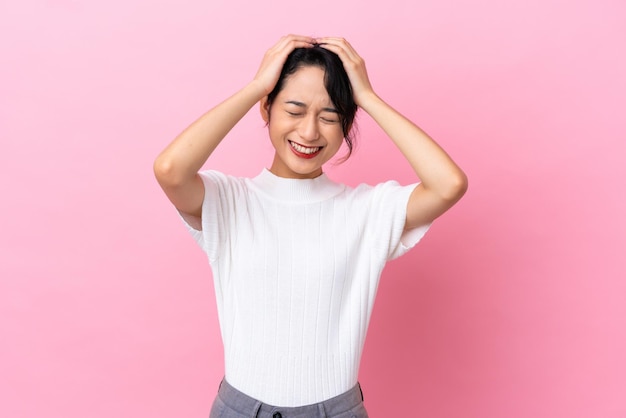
left=153, top=35, right=316, bottom=217
left=318, top=37, right=468, bottom=230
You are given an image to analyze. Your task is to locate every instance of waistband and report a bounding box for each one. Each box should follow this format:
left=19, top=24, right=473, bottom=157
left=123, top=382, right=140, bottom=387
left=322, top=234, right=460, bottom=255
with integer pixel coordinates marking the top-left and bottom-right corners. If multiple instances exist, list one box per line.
left=217, top=378, right=364, bottom=418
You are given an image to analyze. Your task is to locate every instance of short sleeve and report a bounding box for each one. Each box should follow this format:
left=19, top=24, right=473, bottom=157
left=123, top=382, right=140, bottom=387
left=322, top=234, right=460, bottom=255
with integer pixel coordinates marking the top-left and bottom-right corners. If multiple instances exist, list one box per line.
left=178, top=170, right=238, bottom=262
left=366, top=181, right=431, bottom=261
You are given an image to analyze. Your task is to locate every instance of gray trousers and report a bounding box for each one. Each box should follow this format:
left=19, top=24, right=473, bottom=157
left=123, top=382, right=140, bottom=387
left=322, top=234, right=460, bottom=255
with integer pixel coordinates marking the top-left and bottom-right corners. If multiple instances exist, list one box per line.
left=209, top=379, right=369, bottom=418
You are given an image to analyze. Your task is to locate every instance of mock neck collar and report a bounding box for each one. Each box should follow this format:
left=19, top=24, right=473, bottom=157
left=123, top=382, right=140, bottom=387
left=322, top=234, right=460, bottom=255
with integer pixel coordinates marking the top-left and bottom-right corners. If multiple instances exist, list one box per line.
left=249, top=168, right=345, bottom=203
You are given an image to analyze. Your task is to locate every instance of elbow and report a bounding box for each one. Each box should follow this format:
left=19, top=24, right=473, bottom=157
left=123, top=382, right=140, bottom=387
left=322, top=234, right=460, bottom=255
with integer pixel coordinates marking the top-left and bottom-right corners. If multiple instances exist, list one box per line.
left=441, top=171, right=469, bottom=203
left=153, top=154, right=171, bottom=182
left=153, top=154, right=185, bottom=187
left=455, top=171, right=469, bottom=200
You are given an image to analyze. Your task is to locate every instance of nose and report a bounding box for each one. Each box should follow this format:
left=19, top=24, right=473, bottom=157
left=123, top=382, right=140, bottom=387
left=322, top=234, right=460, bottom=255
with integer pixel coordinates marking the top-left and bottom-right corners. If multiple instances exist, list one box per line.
left=297, top=113, right=320, bottom=142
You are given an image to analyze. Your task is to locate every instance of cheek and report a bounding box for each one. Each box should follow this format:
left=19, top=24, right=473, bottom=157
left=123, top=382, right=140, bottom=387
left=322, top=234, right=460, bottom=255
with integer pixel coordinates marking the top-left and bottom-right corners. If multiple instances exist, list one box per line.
left=324, top=125, right=345, bottom=146
left=267, top=117, right=290, bottom=138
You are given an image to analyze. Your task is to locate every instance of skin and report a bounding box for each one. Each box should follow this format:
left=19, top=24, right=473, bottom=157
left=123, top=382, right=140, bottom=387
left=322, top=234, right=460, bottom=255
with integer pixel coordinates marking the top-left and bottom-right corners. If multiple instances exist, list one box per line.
left=154, top=34, right=468, bottom=231
left=261, top=66, right=345, bottom=179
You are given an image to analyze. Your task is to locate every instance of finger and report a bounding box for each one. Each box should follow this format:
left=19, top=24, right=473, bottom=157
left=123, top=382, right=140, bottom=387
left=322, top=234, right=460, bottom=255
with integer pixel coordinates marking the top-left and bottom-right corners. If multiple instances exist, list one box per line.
left=267, top=37, right=314, bottom=60
left=276, top=34, right=316, bottom=50
left=317, top=41, right=360, bottom=65
left=285, top=33, right=316, bottom=42
left=315, top=37, right=354, bottom=51
left=316, top=37, right=360, bottom=61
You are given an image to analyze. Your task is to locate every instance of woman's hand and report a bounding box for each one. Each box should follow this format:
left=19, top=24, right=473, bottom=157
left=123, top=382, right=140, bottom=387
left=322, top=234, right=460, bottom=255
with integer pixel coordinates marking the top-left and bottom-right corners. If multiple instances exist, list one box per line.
left=155, top=35, right=313, bottom=218
left=253, top=34, right=316, bottom=96
left=316, top=37, right=376, bottom=107
left=318, top=38, right=467, bottom=230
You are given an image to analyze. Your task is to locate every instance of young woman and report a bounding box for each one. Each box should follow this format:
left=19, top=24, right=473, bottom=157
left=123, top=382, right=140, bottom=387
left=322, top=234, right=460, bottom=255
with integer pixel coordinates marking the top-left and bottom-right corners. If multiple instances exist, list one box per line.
left=154, top=35, right=467, bottom=418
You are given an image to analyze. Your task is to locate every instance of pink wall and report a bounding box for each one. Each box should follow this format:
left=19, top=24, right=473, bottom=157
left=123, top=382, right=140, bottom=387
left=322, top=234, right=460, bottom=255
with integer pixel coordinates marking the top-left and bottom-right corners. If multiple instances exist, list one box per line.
left=2, top=0, right=625, bottom=417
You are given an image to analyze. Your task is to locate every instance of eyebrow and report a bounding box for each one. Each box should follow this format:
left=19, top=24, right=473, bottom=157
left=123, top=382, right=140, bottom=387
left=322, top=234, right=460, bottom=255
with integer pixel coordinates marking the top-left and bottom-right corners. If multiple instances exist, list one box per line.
left=284, top=100, right=338, bottom=113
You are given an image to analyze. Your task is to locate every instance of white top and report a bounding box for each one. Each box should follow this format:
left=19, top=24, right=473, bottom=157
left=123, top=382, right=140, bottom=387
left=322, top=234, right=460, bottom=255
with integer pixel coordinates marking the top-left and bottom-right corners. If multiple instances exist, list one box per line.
left=181, top=169, right=430, bottom=407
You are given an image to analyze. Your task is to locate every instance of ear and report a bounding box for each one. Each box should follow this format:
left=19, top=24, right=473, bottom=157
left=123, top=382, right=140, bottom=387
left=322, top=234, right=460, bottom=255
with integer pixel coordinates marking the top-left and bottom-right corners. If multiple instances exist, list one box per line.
left=260, top=97, right=270, bottom=123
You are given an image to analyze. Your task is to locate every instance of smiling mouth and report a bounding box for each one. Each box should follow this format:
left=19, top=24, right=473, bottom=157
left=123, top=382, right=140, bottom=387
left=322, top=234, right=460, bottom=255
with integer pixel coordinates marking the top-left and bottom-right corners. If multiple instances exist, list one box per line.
left=289, top=140, right=322, bottom=157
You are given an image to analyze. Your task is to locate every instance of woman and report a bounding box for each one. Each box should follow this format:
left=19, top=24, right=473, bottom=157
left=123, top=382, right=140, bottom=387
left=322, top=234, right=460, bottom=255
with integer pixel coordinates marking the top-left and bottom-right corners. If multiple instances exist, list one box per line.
left=154, top=35, right=467, bottom=418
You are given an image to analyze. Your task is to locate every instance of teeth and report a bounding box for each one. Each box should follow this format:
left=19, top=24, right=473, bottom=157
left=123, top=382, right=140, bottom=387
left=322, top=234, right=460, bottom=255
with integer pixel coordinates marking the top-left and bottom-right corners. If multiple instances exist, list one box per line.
left=290, top=141, right=321, bottom=155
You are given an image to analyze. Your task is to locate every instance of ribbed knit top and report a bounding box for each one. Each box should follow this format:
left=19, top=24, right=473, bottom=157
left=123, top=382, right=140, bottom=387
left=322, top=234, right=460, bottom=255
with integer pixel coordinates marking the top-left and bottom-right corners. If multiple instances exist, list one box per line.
left=181, top=169, right=430, bottom=407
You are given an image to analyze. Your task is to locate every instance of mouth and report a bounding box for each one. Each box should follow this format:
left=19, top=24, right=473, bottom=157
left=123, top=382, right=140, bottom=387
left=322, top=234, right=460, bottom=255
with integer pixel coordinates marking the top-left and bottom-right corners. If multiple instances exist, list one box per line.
left=288, top=140, right=323, bottom=159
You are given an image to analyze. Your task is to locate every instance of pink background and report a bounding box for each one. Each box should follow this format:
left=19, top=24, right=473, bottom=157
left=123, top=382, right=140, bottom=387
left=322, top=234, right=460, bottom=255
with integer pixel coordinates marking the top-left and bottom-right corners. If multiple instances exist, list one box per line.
left=2, top=0, right=625, bottom=417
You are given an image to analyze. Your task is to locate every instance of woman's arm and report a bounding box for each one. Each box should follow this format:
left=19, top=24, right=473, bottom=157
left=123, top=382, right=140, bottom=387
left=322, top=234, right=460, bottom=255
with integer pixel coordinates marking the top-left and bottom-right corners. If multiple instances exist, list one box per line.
left=153, top=35, right=316, bottom=217
left=318, top=37, right=468, bottom=230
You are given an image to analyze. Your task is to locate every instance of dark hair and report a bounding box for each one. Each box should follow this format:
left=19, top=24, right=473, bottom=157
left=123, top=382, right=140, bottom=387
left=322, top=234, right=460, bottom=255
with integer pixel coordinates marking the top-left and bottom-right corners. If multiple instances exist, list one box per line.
left=266, top=45, right=358, bottom=158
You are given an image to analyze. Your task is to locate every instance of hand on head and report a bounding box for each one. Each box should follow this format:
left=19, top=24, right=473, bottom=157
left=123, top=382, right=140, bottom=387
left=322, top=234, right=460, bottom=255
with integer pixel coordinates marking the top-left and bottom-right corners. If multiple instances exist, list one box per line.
left=253, top=35, right=316, bottom=96
left=315, top=37, right=375, bottom=107
left=255, top=35, right=374, bottom=107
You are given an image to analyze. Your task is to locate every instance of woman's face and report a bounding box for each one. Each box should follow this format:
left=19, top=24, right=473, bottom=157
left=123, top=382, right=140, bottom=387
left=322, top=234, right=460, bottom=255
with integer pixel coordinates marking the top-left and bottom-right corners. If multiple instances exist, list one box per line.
left=262, top=65, right=345, bottom=179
